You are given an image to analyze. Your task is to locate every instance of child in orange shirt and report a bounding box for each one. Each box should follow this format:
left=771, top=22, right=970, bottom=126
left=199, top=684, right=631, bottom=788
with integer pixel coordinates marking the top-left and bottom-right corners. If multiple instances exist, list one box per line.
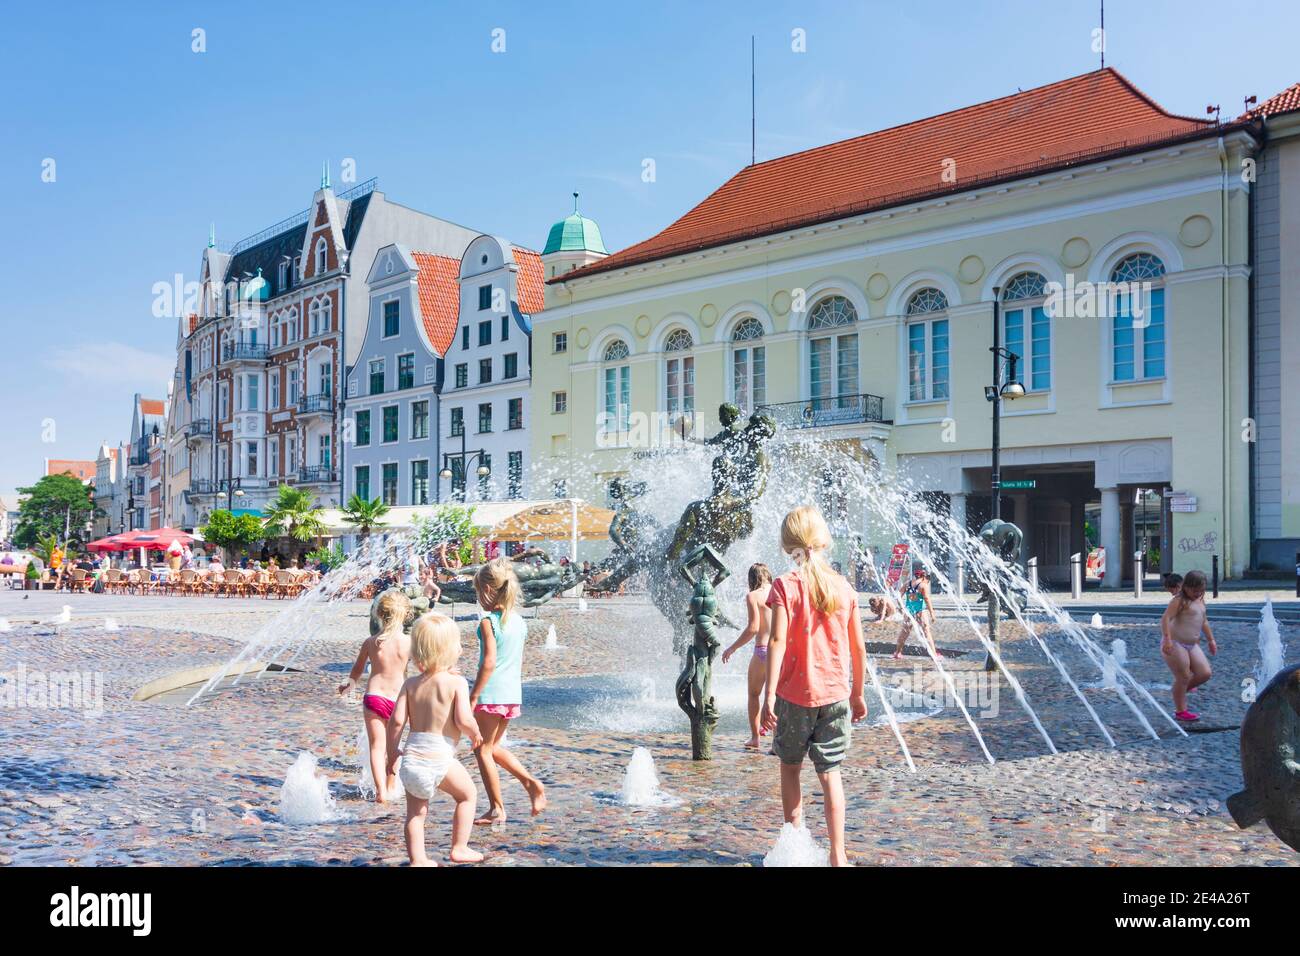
left=760, top=505, right=867, bottom=866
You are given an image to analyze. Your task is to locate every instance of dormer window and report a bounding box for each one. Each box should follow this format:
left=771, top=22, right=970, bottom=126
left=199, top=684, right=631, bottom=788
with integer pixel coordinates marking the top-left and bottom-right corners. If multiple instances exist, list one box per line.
left=277, top=260, right=289, bottom=292
left=315, top=238, right=328, bottom=275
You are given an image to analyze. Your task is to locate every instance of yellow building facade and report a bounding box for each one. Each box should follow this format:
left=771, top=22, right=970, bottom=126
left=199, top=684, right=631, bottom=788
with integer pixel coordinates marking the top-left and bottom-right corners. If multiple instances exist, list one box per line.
left=531, top=72, right=1257, bottom=585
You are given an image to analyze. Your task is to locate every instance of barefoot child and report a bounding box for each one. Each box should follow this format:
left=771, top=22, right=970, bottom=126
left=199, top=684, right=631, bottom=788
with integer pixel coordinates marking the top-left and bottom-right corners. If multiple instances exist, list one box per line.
left=893, top=567, right=936, bottom=659
left=470, top=557, right=547, bottom=824
left=339, top=589, right=412, bottom=803
left=721, top=563, right=773, bottom=750
left=386, top=613, right=484, bottom=865
left=1160, top=569, right=1216, bottom=722
left=760, top=505, right=868, bottom=867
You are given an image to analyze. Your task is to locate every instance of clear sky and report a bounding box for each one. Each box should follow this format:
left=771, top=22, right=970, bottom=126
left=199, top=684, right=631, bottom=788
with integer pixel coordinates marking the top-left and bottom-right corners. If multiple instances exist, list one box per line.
left=2, top=0, right=1297, bottom=502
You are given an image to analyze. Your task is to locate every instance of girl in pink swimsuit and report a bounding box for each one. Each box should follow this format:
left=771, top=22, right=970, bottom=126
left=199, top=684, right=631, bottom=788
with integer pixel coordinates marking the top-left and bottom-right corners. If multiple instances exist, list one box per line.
left=1160, top=569, right=1217, bottom=722
left=721, top=563, right=773, bottom=750
left=339, top=589, right=413, bottom=803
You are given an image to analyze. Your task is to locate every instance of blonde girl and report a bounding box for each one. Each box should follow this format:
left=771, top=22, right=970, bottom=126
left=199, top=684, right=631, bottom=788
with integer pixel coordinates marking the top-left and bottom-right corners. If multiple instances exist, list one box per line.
left=1160, top=569, right=1216, bottom=722
left=469, top=557, right=547, bottom=824
left=721, top=563, right=774, bottom=750
left=386, top=613, right=484, bottom=865
left=339, top=589, right=412, bottom=803
left=760, top=505, right=867, bottom=867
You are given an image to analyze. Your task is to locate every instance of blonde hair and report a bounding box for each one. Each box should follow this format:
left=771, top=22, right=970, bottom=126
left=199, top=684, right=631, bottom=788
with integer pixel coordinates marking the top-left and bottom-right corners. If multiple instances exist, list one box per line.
left=474, top=557, right=521, bottom=625
left=373, top=589, right=413, bottom=645
left=780, top=505, right=839, bottom=615
left=410, top=613, right=461, bottom=673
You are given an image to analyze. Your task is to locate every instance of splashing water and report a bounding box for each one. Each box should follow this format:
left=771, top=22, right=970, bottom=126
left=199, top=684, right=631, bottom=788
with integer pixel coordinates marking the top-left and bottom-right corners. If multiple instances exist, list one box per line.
left=54, top=606, right=71, bottom=625
left=621, top=746, right=680, bottom=807
left=104, top=618, right=120, bottom=632
left=357, top=726, right=403, bottom=802
left=577, top=598, right=589, bottom=613
left=1091, top=612, right=1104, bottom=628
left=544, top=623, right=561, bottom=650
left=1110, top=638, right=1127, bottom=668
left=763, top=822, right=828, bottom=867
left=279, top=752, right=345, bottom=824
left=0, top=618, right=10, bottom=633
left=1255, top=597, right=1287, bottom=687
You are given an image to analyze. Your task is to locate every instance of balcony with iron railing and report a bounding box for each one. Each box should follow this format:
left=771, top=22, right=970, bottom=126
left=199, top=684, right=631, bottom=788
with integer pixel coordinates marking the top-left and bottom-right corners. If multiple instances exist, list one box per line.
left=297, top=465, right=337, bottom=484
left=755, top=393, right=891, bottom=430
left=184, top=419, right=212, bottom=439
left=222, top=342, right=269, bottom=363
left=297, top=393, right=335, bottom=416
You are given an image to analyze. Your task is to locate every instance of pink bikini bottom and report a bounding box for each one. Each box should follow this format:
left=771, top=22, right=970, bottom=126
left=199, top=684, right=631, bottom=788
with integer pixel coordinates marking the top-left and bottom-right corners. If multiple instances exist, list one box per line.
left=474, top=703, right=521, bottom=720
left=363, top=694, right=396, bottom=721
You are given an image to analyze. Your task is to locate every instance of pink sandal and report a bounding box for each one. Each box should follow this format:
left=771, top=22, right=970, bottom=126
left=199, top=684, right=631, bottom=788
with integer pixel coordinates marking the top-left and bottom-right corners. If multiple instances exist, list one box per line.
left=1174, top=710, right=1199, bottom=722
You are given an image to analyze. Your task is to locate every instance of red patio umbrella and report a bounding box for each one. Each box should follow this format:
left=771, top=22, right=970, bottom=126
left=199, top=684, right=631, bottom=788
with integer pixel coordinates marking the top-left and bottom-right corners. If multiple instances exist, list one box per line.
left=110, top=528, right=196, bottom=550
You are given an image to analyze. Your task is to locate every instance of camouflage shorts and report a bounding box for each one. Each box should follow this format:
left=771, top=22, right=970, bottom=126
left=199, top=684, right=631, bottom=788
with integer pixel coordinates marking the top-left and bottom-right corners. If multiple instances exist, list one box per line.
left=773, top=697, right=852, bottom=773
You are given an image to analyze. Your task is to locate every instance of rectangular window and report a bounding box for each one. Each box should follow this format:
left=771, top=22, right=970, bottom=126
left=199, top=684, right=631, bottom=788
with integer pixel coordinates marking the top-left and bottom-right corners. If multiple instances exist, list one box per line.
left=455, top=363, right=468, bottom=388
left=369, top=359, right=384, bottom=395
left=931, top=320, right=949, bottom=399
left=270, top=369, right=280, bottom=408
left=355, top=409, right=370, bottom=446
left=398, top=353, right=414, bottom=390
left=553, top=332, right=567, bottom=354
left=666, top=356, right=694, bottom=415
left=504, top=353, right=518, bottom=379
left=501, top=315, right=509, bottom=341
left=478, top=402, right=493, bottom=433
left=478, top=285, right=492, bottom=310
left=218, top=382, right=229, bottom=419
left=246, top=441, right=258, bottom=477
left=319, top=361, right=331, bottom=397
left=1005, top=307, right=1050, bottom=391
left=450, top=406, right=464, bottom=437
left=603, top=365, right=630, bottom=432
left=553, top=391, right=567, bottom=414
left=288, top=368, right=299, bottom=405
left=382, top=463, right=398, bottom=506
left=836, top=333, right=858, bottom=406
left=732, top=345, right=766, bottom=412
left=508, top=451, right=522, bottom=499
left=508, top=397, right=523, bottom=430
left=479, top=320, right=492, bottom=347
left=1143, top=288, right=1165, bottom=378
left=908, top=322, right=947, bottom=401
left=411, top=460, right=429, bottom=506
left=411, top=400, right=428, bottom=439
left=320, top=434, right=331, bottom=468
left=479, top=358, right=492, bottom=384
left=245, top=374, right=259, bottom=411
left=355, top=465, right=370, bottom=502
left=383, top=300, right=400, bottom=338
left=382, top=405, right=399, bottom=443
left=268, top=438, right=278, bottom=476
left=461, top=326, right=470, bottom=350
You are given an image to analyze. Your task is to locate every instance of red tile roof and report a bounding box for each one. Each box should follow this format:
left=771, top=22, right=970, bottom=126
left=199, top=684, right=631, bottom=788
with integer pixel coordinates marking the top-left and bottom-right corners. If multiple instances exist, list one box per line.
left=512, top=247, right=545, bottom=313
left=1248, top=82, right=1300, bottom=119
left=140, top=399, right=166, bottom=417
left=46, top=459, right=96, bottom=482
left=560, top=68, right=1214, bottom=282
left=411, top=252, right=462, bottom=356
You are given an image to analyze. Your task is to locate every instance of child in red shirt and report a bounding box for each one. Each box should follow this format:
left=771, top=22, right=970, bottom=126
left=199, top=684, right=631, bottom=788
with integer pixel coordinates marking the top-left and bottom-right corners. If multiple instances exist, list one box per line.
left=761, top=505, right=867, bottom=866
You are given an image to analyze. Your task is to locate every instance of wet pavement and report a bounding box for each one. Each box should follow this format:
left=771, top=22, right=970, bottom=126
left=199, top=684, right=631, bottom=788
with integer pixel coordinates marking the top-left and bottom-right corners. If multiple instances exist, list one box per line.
left=0, top=592, right=1296, bottom=866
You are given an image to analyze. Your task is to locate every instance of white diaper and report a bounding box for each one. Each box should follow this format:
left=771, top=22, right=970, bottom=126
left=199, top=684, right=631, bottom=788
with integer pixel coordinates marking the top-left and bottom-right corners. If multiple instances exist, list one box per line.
left=399, top=732, right=457, bottom=799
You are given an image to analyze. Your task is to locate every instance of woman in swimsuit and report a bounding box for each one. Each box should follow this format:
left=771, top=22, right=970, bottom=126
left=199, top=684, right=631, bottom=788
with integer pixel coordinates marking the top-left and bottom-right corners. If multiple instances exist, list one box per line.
left=339, top=589, right=413, bottom=803
left=893, top=567, right=936, bottom=660
left=721, top=563, right=774, bottom=750
left=1160, top=569, right=1216, bottom=722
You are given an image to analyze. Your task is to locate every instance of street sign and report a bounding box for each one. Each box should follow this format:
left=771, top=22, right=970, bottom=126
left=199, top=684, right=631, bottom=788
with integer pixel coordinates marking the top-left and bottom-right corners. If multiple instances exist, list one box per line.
left=1001, top=479, right=1036, bottom=489
left=1169, top=495, right=1197, bottom=507
left=1170, top=503, right=1198, bottom=513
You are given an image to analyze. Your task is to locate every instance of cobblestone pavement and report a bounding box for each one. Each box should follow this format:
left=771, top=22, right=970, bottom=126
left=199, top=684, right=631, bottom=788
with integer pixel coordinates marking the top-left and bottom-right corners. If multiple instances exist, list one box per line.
left=0, top=593, right=1296, bottom=866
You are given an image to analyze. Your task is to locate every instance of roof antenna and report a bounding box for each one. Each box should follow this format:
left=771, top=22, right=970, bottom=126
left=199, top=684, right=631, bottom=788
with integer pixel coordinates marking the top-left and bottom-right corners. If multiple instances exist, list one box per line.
left=1207, top=103, right=1221, bottom=124
left=573, top=191, right=580, bottom=214
left=1244, top=94, right=1258, bottom=116
left=1099, top=0, right=1105, bottom=68
left=750, top=35, right=756, bottom=165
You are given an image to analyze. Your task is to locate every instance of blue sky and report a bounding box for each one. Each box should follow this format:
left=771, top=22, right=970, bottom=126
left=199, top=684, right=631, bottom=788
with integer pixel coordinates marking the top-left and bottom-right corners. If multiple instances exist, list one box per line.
left=2, top=0, right=1297, bottom=502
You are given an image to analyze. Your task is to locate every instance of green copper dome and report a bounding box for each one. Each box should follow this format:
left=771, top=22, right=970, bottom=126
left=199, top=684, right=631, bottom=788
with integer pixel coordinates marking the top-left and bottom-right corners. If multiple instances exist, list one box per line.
left=543, top=193, right=607, bottom=256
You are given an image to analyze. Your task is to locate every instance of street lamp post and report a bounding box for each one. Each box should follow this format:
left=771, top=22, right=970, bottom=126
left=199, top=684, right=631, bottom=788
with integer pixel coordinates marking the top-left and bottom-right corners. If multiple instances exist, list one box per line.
left=982, top=286, right=1025, bottom=670
left=438, top=427, right=491, bottom=502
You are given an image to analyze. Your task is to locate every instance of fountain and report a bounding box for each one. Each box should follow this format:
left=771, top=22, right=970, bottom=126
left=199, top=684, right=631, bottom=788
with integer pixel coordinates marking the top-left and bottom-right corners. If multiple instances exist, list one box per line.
left=104, top=618, right=120, bottom=633
left=1091, top=612, right=1104, bottom=628
left=279, top=752, right=345, bottom=824
left=763, top=822, right=828, bottom=867
left=357, top=727, right=403, bottom=801
left=621, top=747, right=679, bottom=807
left=544, top=623, right=561, bottom=650
left=1255, top=597, right=1286, bottom=688
left=675, top=544, right=728, bottom=760
left=1110, top=638, right=1128, bottom=667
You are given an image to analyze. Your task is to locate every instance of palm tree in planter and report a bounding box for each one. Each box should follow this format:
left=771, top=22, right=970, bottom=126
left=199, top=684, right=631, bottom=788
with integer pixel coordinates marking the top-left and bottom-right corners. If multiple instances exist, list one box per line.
left=262, top=485, right=326, bottom=565
left=340, top=494, right=390, bottom=541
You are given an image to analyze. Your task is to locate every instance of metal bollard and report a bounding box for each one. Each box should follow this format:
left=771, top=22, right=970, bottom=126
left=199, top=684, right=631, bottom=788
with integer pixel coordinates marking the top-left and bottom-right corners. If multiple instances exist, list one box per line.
left=1070, top=552, right=1083, bottom=599
left=1027, top=556, right=1038, bottom=591
left=955, top=560, right=965, bottom=597
left=1212, top=555, right=1220, bottom=598
left=1133, top=551, right=1143, bottom=599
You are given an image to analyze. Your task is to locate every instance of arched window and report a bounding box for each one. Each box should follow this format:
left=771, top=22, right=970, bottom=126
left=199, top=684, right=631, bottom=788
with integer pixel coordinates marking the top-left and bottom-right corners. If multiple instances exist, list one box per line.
left=663, top=329, right=694, bottom=417
left=314, top=237, right=328, bottom=275
left=731, top=317, right=766, bottom=412
left=1110, top=253, right=1166, bottom=381
left=1001, top=272, right=1050, bottom=391
left=319, top=296, right=332, bottom=333
left=309, top=300, right=322, bottom=337
left=906, top=288, right=950, bottom=401
left=807, top=295, right=858, bottom=409
left=602, top=339, right=631, bottom=435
